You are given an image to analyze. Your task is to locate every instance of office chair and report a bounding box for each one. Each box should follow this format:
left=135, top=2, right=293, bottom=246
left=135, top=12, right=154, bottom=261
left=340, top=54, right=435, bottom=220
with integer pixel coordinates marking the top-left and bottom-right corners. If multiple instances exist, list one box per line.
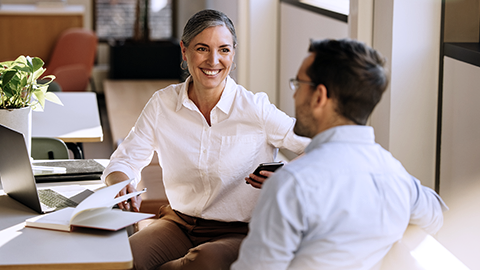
left=45, top=28, right=98, bottom=92
left=31, top=137, right=69, bottom=160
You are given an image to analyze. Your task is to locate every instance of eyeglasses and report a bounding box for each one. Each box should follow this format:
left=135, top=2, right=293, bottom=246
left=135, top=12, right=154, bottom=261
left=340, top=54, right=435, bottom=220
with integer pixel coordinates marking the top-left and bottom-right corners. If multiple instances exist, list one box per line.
left=289, top=78, right=316, bottom=91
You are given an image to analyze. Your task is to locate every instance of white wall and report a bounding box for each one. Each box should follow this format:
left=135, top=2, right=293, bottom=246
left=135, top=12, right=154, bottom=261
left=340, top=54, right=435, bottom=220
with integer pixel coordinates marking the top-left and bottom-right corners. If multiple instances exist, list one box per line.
left=278, top=3, right=348, bottom=117
left=236, top=0, right=279, bottom=103
left=370, top=0, right=442, bottom=189
left=434, top=57, right=480, bottom=270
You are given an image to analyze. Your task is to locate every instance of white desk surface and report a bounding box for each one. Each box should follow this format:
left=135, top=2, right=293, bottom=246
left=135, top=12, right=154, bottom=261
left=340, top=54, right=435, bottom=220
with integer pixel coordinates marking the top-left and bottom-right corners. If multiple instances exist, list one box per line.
left=32, top=92, right=103, bottom=143
left=0, top=179, right=132, bottom=270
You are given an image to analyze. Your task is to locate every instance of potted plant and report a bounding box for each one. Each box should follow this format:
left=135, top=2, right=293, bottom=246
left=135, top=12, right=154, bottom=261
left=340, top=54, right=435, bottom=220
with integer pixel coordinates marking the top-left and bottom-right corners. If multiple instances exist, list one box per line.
left=0, top=55, right=62, bottom=154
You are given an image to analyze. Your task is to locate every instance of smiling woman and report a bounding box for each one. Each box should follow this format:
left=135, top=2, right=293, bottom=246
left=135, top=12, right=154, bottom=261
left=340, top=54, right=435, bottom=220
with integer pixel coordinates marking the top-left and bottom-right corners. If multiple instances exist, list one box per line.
left=102, top=9, right=311, bottom=270
left=180, top=25, right=236, bottom=123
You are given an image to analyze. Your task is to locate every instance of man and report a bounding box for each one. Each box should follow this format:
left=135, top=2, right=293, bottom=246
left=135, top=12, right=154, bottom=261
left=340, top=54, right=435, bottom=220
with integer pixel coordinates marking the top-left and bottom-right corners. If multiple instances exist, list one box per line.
left=231, top=39, right=447, bottom=270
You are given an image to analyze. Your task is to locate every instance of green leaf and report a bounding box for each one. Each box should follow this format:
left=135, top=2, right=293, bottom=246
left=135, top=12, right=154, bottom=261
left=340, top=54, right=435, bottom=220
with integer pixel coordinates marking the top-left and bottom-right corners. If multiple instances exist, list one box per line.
left=31, top=57, right=44, bottom=72
left=32, top=67, right=46, bottom=81
left=3, top=84, right=14, bottom=98
left=1, top=70, right=16, bottom=86
left=45, top=92, right=63, bottom=105
left=1, top=55, right=57, bottom=109
left=34, top=89, right=46, bottom=109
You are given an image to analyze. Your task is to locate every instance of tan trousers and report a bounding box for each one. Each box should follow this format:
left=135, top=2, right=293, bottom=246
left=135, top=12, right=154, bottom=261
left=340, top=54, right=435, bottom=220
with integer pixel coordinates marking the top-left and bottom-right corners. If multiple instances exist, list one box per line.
left=129, top=205, right=249, bottom=270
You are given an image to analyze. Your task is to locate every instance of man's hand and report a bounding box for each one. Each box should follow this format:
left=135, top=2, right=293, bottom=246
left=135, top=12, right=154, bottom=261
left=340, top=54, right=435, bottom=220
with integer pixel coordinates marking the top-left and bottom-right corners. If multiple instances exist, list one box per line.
left=245, top=170, right=275, bottom=189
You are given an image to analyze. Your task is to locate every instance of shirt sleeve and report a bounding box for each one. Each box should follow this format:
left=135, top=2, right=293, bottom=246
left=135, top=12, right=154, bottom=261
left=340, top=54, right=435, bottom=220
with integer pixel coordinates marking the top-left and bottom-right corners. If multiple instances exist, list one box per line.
left=232, top=170, right=306, bottom=270
left=409, top=176, right=448, bottom=234
left=101, top=92, right=160, bottom=186
left=253, top=92, right=310, bottom=155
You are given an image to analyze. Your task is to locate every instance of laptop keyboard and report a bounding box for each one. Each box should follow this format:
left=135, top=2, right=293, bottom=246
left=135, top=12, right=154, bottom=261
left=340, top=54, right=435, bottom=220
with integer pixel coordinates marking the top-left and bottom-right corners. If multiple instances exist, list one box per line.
left=38, top=189, right=79, bottom=209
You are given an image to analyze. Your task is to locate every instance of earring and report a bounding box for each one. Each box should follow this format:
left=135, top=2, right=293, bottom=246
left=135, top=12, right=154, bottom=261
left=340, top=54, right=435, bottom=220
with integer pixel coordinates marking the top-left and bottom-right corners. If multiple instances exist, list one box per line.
left=180, top=60, right=188, bottom=70
left=231, top=62, right=237, bottom=71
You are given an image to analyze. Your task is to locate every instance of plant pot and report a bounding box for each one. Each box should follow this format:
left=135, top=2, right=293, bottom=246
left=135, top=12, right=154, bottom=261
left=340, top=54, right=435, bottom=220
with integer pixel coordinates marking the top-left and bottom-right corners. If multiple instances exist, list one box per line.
left=0, top=107, right=32, bottom=155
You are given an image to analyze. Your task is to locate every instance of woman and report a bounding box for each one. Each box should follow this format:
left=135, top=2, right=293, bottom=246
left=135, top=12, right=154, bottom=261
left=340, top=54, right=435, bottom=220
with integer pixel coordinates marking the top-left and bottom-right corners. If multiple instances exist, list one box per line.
left=102, top=9, right=310, bottom=270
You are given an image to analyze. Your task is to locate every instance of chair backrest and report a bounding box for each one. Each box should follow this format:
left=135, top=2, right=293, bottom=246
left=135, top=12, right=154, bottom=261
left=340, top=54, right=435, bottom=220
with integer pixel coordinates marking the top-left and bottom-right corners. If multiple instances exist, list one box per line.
left=45, top=28, right=98, bottom=91
left=31, top=137, right=69, bottom=160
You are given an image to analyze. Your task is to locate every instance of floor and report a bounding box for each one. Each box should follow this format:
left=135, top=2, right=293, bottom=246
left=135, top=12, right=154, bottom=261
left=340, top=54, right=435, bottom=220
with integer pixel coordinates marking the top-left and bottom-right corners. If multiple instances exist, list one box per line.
left=82, top=93, right=115, bottom=159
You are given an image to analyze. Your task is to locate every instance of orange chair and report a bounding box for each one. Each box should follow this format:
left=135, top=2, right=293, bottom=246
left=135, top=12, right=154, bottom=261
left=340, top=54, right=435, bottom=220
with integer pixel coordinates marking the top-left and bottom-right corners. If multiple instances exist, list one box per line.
left=45, top=28, right=98, bottom=91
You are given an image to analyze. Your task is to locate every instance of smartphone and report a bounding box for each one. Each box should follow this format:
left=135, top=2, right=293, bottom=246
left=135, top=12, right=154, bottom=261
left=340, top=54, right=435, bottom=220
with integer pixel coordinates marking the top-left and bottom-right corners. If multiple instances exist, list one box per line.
left=252, top=162, right=284, bottom=177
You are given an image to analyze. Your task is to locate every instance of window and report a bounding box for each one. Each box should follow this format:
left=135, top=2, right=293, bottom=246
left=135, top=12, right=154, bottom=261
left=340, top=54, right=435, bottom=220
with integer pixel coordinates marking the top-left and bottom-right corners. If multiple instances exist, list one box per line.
left=300, top=0, right=349, bottom=16
left=280, top=0, right=348, bottom=22
left=95, top=0, right=172, bottom=41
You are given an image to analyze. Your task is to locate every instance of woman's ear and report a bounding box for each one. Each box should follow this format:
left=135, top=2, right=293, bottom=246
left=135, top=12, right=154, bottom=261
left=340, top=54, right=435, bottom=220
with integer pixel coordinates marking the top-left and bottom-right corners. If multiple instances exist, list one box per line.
left=180, top=41, right=187, bottom=61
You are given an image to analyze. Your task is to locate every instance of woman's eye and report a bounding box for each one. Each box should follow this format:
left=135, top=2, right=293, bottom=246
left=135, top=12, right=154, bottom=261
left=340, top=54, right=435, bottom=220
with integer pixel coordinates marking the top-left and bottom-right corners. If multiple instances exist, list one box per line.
left=197, top=47, right=207, bottom=52
left=221, top=48, right=230, bottom=53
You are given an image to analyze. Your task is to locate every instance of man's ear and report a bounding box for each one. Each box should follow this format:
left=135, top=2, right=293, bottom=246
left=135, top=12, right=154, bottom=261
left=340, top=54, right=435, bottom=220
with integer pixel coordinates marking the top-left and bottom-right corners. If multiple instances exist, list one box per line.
left=311, top=84, right=328, bottom=109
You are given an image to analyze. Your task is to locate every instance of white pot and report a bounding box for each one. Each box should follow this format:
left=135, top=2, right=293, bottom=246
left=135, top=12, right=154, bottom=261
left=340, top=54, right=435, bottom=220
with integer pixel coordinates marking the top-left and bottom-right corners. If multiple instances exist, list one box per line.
left=0, top=107, right=32, bottom=155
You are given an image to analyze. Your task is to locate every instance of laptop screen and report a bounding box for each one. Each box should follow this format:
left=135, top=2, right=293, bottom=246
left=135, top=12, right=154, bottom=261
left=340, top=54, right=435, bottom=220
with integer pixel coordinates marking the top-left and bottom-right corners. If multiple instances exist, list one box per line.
left=0, top=124, right=43, bottom=213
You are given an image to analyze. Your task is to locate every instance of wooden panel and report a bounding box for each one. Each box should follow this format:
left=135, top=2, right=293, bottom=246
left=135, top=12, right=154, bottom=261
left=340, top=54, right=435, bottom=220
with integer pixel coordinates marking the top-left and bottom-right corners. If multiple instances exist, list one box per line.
left=0, top=14, right=83, bottom=62
left=444, top=0, right=480, bottom=42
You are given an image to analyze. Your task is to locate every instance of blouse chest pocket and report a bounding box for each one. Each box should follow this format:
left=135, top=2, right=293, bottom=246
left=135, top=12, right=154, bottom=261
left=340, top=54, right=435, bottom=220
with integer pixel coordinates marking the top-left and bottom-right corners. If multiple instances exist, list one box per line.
left=218, top=134, right=264, bottom=181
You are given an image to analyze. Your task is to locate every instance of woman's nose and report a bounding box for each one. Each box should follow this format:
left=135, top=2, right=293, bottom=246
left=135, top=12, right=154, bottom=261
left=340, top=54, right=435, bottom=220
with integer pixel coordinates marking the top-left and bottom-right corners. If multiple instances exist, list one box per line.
left=207, top=51, right=220, bottom=65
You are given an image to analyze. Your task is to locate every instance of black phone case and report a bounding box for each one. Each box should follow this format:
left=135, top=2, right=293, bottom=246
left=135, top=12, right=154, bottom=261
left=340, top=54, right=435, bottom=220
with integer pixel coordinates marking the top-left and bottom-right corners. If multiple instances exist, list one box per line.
left=253, top=162, right=284, bottom=177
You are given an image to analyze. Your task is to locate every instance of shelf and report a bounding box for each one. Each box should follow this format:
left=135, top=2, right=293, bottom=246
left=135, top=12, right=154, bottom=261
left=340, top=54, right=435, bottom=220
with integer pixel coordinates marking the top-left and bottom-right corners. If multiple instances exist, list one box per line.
left=444, top=42, right=480, bottom=68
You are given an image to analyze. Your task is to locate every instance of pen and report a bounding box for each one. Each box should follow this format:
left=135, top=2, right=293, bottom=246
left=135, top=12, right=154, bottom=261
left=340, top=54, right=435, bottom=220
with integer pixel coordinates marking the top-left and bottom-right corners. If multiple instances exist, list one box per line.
left=126, top=188, right=147, bottom=203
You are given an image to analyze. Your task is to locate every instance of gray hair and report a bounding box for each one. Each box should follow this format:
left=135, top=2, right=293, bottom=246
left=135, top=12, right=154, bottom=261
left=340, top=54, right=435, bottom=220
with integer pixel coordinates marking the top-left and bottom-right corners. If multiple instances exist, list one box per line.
left=181, top=9, right=237, bottom=48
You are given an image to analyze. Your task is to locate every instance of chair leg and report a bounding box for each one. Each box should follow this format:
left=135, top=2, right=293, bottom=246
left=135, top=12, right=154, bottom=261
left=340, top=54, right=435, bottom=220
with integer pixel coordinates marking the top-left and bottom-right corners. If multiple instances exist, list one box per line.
left=89, top=77, right=96, bottom=92
left=66, top=142, right=84, bottom=159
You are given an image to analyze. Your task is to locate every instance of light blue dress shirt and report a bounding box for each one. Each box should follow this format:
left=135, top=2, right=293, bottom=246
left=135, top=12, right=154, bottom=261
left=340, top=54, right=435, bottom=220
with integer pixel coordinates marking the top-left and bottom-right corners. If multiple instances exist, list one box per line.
left=232, top=125, right=447, bottom=270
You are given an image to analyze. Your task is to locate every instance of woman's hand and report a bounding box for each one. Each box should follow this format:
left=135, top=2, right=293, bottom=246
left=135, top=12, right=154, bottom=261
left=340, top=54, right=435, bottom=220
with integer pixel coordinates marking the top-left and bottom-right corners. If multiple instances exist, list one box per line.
left=105, top=171, right=142, bottom=212
left=116, top=183, right=142, bottom=212
left=245, top=170, right=275, bottom=189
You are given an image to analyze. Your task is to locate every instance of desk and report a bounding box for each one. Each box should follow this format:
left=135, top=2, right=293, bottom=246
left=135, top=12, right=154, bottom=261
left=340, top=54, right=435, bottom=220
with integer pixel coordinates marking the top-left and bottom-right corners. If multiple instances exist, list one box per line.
left=33, top=92, right=103, bottom=143
left=0, top=180, right=133, bottom=269
left=33, top=92, right=103, bottom=159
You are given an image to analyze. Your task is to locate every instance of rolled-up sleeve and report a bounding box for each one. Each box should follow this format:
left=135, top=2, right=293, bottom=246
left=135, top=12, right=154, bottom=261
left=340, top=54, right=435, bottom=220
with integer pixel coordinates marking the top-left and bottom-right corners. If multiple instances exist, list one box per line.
left=409, top=176, right=448, bottom=234
left=101, top=92, right=160, bottom=186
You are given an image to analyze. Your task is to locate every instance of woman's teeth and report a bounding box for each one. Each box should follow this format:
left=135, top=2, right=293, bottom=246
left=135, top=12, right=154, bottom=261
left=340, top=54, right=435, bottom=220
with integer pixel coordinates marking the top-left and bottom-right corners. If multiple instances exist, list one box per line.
left=202, top=69, right=220, bottom=76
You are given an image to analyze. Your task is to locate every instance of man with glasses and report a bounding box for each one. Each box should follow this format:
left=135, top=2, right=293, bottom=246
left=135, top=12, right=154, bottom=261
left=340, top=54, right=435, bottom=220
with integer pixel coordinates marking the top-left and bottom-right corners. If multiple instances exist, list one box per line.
left=232, top=39, right=447, bottom=270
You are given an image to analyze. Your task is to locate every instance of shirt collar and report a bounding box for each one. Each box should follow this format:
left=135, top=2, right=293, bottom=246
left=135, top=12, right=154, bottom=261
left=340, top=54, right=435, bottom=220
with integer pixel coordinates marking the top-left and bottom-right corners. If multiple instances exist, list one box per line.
left=305, top=125, right=376, bottom=153
left=176, top=76, right=236, bottom=114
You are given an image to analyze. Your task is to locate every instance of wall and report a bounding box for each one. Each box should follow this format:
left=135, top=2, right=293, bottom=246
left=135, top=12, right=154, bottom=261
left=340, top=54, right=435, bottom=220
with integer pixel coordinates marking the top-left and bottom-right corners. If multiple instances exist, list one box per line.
left=435, top=57, right=480, bottom=269
left=370, top=0, right=442, bottom=189
left=278, top=2, right=348, bottom=117
left=236, top=0, right=279, bottom=103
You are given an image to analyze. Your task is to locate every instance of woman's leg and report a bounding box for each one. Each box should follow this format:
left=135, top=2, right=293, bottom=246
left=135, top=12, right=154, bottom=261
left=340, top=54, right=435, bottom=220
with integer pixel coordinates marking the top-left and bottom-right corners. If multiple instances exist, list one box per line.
left=159, top=234, right=246, bottom=270
left=130, top=218, right=193, bottom=270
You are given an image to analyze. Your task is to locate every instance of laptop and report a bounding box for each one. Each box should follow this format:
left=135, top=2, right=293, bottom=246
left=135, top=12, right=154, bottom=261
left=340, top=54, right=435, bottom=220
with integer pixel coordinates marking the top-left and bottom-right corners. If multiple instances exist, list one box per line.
left=0, top=124, right=93, bottom=214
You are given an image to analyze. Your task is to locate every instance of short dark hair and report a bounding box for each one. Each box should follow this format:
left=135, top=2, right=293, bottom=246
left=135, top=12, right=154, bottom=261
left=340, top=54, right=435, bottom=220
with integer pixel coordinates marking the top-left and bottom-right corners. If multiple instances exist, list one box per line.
left=307, top=39, right=389, bottom=125
left=182, top=9, right=237, bottom=48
